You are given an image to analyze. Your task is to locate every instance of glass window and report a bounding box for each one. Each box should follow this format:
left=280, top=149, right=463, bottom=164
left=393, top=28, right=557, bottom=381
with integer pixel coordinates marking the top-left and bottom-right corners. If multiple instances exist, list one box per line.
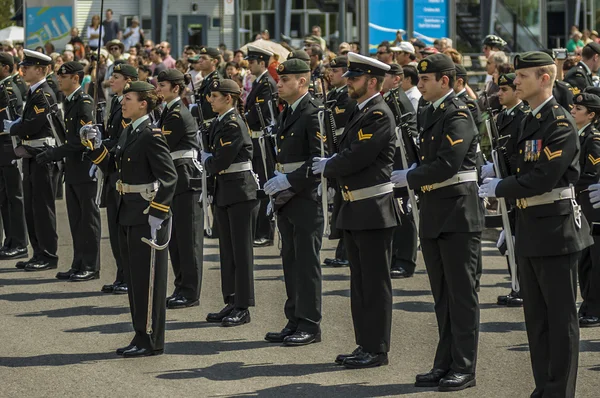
left=292, top=0, right=304, bottom=10
left=291, top=13, right=303, bottom=38
left=243, top=0, right=262, bottom=11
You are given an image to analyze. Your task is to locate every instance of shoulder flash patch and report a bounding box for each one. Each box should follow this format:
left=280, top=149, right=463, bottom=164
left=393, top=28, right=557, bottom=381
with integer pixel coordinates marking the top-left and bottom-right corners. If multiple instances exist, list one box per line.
left=458, top=105, right=468, bottom=109
left=372, top=111, right=383, bottom=116
left=152, top=128, right=162, bottom=133
left=555, top=115, right=565, bottom=119
left=556, top=122, right=569, bottom=127
left=457, top=112, right=469, bottom=118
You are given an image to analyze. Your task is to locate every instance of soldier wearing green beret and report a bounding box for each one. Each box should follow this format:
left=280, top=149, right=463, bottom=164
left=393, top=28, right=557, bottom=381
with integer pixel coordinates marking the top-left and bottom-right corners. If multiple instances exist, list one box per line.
left=570, top=92, right=600, bottom=329
left=564, top=43, right=600, bottom=94
left=100, top=62, right=139, bottom=294
left=263, top=58, right=325, bottom=346
left=201, top=79, right=259, bottom=327
left=83, top=81, right=177, bottom=357
left=155, top=69, right=204, bottom=310
left=479, top=51, right=593, bottom=397
left=400, top=53, right=484, bottom=391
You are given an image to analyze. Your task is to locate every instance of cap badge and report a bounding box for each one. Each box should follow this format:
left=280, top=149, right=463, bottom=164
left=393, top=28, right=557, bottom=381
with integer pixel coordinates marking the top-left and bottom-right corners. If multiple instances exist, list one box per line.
left=124, top=83, right=130, bottom=91
left=115, top=64, right=121, bottom=71
left=212, top=80, right=219, bottom=89
left=277, top=64, right=285, bottom=72
left=61, top=66, right=66, bottom=74
left=420, top=61, right=427, bottom=71
left=201, top=48, right=207, bottom=53
left=578, top=95, right=583, bottom=102
left=499, top=76, right=507, bottom=83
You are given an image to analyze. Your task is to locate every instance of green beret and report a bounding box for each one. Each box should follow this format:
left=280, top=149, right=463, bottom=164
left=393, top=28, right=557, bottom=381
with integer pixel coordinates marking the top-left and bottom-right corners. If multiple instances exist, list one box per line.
left=57, top=61, right=83, bottom=75
left=498, top=73, right=516, bottom=87
left=585, top=42, right=600, bottom=55
left=329, top=56, right=347, bottom=68
left=113, top=63, right=138, bottom=78
left=573, top=92, right=600, bottom=109
left=123, top=81, right=155, bottom=94
left=287, top=50, right=310, bottom=63
left=157, top=69, right=185, bottom=82
left=277, top=59, right=310, bottom=75
left=514, top=51, right=554, bottom=70
left=455, top=64, right=467, bottom=79
left=198, top=47, right=220, bottom=59
left=210, top=78, right=241, bottom=95
left=416, top=54, right=455, bottom=74
left=584, top=86, right=600, bottom=97
left=0, top=52, right=14, bottom=67
left=386, top=63, right=404, bottom=76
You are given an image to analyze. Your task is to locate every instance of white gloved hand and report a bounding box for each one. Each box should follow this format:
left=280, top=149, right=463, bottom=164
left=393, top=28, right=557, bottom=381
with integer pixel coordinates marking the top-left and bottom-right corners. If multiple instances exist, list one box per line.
left=390, top=163, right=417, bottom=188
left=266, top=200, right=273, bottom=216
left=264, top=171, right=291, bottom=195
left=496, top=229, right=506, bottom=249
left=79, top=124, right=102, bottom=149
left=200, top=150, right=212, bottom=164
left=148, top=215, right=163, bottom=240
left=589, top=184, right=600, bottom=209
left=481, top=162, right=496, bottom=179
left=478, top=177, right=501, bottom=198
left=311, top=154, right=336, bottom=175
left=317, top=183, right=336, bottom=198
left=3, top=117, right=20, bottom=134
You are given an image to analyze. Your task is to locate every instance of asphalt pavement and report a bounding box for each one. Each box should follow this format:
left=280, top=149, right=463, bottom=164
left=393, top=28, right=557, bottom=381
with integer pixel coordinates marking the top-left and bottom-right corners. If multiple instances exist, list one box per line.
left=1, top=200, right=599, bottom=397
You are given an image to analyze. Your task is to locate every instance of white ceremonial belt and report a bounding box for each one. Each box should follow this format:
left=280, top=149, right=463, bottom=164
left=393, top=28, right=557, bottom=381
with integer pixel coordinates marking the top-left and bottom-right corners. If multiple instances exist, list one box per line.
left=335, top=128, right=344, bottom=136
left=171, top=149, right=197, bottom=160
left=420, top=170, right=478, bottom=193
left=116, top=180, right=159, bottom=195
left=0, top=132, right=9, bottom=136
left=219, top=160, right=253, bottom=175
left=516, top=187, right=575, bottom=209
left=342, top=182, right=394, bottom=202
left=275, top=161, right=304, bottom=173
left=250, top=130, right=264, bottom=139
left=22, top=137, right=55, bottom=148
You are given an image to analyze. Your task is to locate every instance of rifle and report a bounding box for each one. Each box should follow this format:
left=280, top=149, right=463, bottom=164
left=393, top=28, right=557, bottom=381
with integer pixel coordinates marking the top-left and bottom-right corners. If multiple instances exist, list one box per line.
left=255, top=102, right=277, bottom=182
left=317, top=78, right=337, bottom=236
left=483, top=92, right=519, bottom=293
left=93, top=101, right=107, bottom=206
left=1, top=87, right=23, bottom=176
left=394, top=112, right=420, bottom=236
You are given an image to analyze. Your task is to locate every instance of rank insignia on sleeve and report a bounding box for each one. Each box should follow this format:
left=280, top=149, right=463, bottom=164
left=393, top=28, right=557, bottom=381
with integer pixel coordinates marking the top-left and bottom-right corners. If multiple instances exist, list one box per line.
left=153, top=133, right=162, bottom=138
left=446, top=134, right=463, bottom=146
left=80, top=120, right=92, bottom=126
left=557, top=122, right=569, bottom=127
left=334, top=106, right=345, bottom=114
left=457, top=112, right=468, bottom=118
left=543, top=147, right=562, bottom=160
left=33, top=105, right=45, bottom=114
left=316, top=132, right=327, bottom=142
left=372, top=111, right=383, bottom=116
left=83, top=100, right=92, bottom=104
left=161, top=126, right=171, bottom=135
left=357, top=129, right=372, bottom=141
left=121, top=120, right=130, bottom=128
left=555, top=115, right=565, bottom=119
left=220, top=138, right=232, bottom=146
left=256, top=98, right=265, bottom=103
left=589, top=154, right=600, bottom=165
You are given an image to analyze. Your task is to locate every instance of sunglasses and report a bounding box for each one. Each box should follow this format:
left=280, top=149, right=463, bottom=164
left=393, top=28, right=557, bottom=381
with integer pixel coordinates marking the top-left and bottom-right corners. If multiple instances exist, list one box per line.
left=110, top=47, right=120, bottom=51
left=377, top=51, right=390, bottom=55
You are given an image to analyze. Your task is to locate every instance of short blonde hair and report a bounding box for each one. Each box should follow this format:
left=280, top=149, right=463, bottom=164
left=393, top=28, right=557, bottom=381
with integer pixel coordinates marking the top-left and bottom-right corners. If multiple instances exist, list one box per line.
left=536, top=63, right=557, bottom=87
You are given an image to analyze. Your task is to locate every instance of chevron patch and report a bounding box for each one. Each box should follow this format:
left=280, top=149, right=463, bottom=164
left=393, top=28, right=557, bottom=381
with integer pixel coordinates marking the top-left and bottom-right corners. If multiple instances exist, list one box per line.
left=0, top=107, right=6, bottom=113
left=589, top=154, right=600, bottom=165
left=220, top=138, right=231, bottom=146
left=446, top=135, right=463, bottom=146
left=358, top=129, right=372, bottom=141
left=33, top=105, right=45, bottom=114
left=334, top=106, right=345, bottom=114
left=256, top=98, right=265, bottom=103
left=316, top=132, right=327, bottom=142
left=80, top=120, right=92, bottom=126
left=544, top=147, right=562, bottom=160
left=161, top=126, right=171, bottom=135
left=121, top=120, right=130, bottom=129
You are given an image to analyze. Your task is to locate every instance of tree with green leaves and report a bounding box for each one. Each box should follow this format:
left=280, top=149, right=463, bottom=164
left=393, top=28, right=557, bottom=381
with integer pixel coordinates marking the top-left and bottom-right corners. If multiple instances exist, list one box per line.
left=0, top=0, right=15, bottom=30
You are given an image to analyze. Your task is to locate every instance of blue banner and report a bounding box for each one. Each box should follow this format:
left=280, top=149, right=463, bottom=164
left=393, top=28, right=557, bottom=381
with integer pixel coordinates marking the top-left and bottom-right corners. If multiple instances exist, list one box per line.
left=368, top=0, right=406, bottom=54
left=26, top=6, right=74, bottom=50
left=413, top=0, right=448, bottom=44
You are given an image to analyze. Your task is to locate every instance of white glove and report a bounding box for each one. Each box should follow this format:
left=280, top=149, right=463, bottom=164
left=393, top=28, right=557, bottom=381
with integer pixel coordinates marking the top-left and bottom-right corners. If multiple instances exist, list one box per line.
left=481, top=162, right=496, bottom=179
left=391, top=163, right=417, bottom=188
left=200, top=150, right=212, bottom=164
left=311, top=154, right=336, bottom=175
left=266, top=200, right=273, bottom=216
left=496, top=229, right=515, bottom=251
left=148, top=215, right=164, bottom=240
left=317, top=183, right=335, bottom=198
left=79, top=124, right=102, bottom=149
left=264, top=171, right=291, bottom=195
left=589, top=184, right=600, bottom=208
left=478, top=177, right=501, bottom=198
left=3, top=117, right=20, bottom=134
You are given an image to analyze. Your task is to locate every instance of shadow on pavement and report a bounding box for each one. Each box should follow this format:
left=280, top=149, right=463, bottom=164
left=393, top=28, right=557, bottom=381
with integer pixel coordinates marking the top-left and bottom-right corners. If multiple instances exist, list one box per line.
left=0, top=291, right=107, bottom=302
left=65, top=320, right=220, bottom=335
left=0, top=278, right=58, bottom=286
left=17, top=305, right=129, bottom=318
left=580, top=339, right=600, bottom=352
left=392, top=301, right=434, bottom=313
left=254, top=264, right=284, bottom=271
left=480, top=321, right=526, bottom=333
left=324, top=289, right=431, bottom=299
left=0, top=352, right=118, bottom=367
left=222, top=382, right=426, bottom=397
left=165, top=339, right=268, bottom=356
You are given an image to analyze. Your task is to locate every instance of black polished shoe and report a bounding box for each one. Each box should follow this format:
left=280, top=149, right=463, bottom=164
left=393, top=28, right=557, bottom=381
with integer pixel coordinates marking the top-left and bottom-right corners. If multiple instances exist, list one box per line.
left=329, top=258, right=349, bottom=267
left=507, top=295, right=524, bottom=307
left=56, top=268, right=78, bottom=280
left=343, top=351, right=388, bottom=369
left=206, top=304, right=234, bottom=322
left=16, top=256, right=38, bottom=270
left=122, top=346, right=163, bottom=358
left=222, top=308, right=251, bottom=327
left=253, top=237, right=274, bottom=247
left=167, top=296, right=199, bottom=309
left=335, top=346, right=363, bottom=364
left=391, top=267, right=413, bottom=279
left=438, top=371, right=476, bottom=392
left=101, top=283, right=116, bottom=293
left=69, top=270, right=100, bottom=282
left=0, top=247, right=28, bottom=259
left=113, top=283, right=128, bottom=294
left=323, top=258, right=335, bottom=265
left=580, top=316, right=600, bottom=328
left=283, top=331, right=321, bottom=346
left=497, top=290, right=520, bottom=306
left=24, top=258, right=58, bottom=272
left=166, top=292, right=179, bottom=304
left=116, top=344, right=136, bottom=355
left=265, top=327, right=296, bottom=343
left=415, top=368, right=449, bottom=387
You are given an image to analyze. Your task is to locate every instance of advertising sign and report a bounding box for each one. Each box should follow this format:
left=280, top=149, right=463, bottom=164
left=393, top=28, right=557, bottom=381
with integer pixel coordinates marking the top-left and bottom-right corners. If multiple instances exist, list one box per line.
left=25, top=0, right=76, bottom=50
left=368, top=0, right=406, bottom=54
left=413, top=0, right=448, bottom=43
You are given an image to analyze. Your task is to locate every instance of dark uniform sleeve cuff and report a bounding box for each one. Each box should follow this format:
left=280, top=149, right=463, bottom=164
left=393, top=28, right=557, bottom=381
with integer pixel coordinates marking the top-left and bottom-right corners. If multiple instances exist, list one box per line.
left=91, top=146, right=108, bottom=164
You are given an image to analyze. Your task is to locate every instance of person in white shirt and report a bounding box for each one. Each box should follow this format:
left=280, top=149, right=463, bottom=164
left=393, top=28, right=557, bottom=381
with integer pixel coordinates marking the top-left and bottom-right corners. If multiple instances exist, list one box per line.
left=122, top=17, right=142, bottom=51
left=87, top=15, right=104, bottom=50
left=401, top=65, right=422, bottom=111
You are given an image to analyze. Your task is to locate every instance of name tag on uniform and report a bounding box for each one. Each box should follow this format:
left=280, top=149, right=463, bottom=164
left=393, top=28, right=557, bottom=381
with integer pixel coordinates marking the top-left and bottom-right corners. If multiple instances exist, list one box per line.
left=524, top=139, right=542, bottom=162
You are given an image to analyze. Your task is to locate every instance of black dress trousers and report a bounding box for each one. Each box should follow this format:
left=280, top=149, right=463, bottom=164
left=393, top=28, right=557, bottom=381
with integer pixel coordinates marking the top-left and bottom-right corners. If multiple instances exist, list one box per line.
left=65, top=182, right=101, bottom=271
left=105, top=181, right=125, bottom=282
left=0, top=165, right=27, bottom=248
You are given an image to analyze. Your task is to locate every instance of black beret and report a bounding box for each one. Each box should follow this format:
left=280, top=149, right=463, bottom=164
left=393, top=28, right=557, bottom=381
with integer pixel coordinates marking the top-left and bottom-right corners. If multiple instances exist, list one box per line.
left=57, top=61, right=83, bottom=75
left=573, top=92, right=600, bottom=109
left=198, top=47, right=220, bottom=58
left=0, top=52, right=13, bottom=67
left=585, top=42, right=600, bottom=55
left=329, top=56, right=347, bottom=68
left=455, top=64, right=467, bottom=79
left=113, top=63, right=138, bottom=78
left=498, top=73, right=516, bottom=87
left=584, top=86, right=600, bottom=96
left=387, top=63, right=404, bottom=76
left=210, top=78, right=241, bottom=95
left=514, top=51, right=554, bottom=70
left=157, top=69, right=185, bottom=82
left=123, top=81, right=155, bottom=94
left=287, top=50, right=310, bottom=62
left=12, top=55, right=20, bottom=65
left=482, top=35, right=507, bottom=48
left=416, top=54, right=455, bottom=74
left=277, top=59, right=310, bottom=75
left=412, top=39, right=426, bottom=49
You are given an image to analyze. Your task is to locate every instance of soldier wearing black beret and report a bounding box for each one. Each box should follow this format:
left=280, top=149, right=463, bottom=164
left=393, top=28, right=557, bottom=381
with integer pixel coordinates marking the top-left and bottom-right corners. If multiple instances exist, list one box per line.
left=35, top=61, right=101, bottom=281
left=0, top=52, right=26, bottom=260
left=314, top=52, right=401, bottom=369
left=192, top=47, right=222, bottom=122
left=480, top=51, right=593, bottom=397
left=263, top=58, right=325, bottom=347
left=84, top=81, right=177, bottom=357
left=564, top=42, right=600, bottom=94
left=201, top=79, right=259, bottom=326
left=155, top=69, right=204, bottom=310
left=570, top=92, right=600, bottom=329
left=401, top=53, right=484, bottom=391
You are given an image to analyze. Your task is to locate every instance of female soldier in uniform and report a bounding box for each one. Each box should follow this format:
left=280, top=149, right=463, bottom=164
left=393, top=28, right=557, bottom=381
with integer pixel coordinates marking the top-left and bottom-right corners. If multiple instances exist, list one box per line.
left=156, top=69, right=204, bottom=309
left=83, top=81, right=177, bottom=357
left=100, top=63, right=138, bottom=294
left=201, top=79, right=259, bottom=327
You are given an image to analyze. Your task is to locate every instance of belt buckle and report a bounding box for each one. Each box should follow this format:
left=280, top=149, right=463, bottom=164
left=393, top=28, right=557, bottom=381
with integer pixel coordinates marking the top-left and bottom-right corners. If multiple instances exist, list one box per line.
left=342, top=189, right=353, bottom=201
left=517, top=198, right=527, bottom=209
left=116, top=180, right=124, bottom=195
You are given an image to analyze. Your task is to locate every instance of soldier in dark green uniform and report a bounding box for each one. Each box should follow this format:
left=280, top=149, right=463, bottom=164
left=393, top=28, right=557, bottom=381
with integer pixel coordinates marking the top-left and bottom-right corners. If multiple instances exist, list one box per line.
left=100, top=63, right=138, bottom=294
left=454, top=64, right=481, bottom=125
left=193, top=47, right=222, bottom=121
left=11, top=56, right=27, bottom=102
left=36, top=61, right=101, bottom=281
left=202, top=79, right=260, bottom=326
left=480, top=52, right=593, bottom=398
left=156, top=69, right=204, bottom=310
left=6, top=49, right=59, bottom=272
left=563, top=42, right=600, bottom=95
left=84, top=81, right=177, bottom=357
left=399, top=54, right=484, bottom=391
left=244, top=45, right=277, bottom=247
left=0, top=52, right=27, bottom=260
left=313, top=52, right=401, bottom=369
left=263, top=59, right=324, bottom=346
left=570, top=93, right=600, bottom=328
